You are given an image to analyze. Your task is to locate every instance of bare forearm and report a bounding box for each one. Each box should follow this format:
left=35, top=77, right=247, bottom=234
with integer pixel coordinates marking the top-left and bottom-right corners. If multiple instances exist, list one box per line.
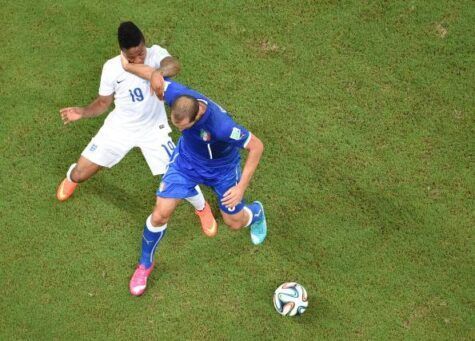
left=124, top=57, right=180, bottom=81
left=239, top=152, right=262, bottom=190
left=60, top=95, right=112, bottom=124
left=124, top=64, right=155, bottom=80
left=82, top=96, right=112, bottom=117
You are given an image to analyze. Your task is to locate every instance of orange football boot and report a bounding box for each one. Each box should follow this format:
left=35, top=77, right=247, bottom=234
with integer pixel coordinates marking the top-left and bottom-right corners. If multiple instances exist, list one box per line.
left=195, top=202, right=218, bottom=237
left=56, top=178, right=78, bottom=201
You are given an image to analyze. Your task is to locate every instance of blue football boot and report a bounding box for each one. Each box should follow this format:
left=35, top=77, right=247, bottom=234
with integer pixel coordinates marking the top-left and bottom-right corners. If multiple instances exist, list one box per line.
left=250, top=201, right=267, bottom=245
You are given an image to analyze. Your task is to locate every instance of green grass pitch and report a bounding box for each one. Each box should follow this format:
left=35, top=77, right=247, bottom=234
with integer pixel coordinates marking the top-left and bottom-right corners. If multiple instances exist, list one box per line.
left=0, top=0, right=473, bottom=339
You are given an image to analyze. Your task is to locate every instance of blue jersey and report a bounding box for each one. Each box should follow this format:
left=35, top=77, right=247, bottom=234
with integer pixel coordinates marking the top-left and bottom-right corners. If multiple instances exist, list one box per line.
left=163, top=79, right=251, bottom=176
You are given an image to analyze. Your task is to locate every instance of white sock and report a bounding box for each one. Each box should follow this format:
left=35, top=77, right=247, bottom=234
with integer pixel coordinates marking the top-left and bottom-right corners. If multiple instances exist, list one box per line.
left=244, top=207, right=253, bottom=227
left=185, top=185, right=206, bottom=211
left=146, top=215, right=167, bottom=232
left=66, top=163, right=77, bottom=182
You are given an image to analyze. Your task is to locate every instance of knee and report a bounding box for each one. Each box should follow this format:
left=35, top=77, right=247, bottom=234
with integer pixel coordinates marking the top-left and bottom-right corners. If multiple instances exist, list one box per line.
left=224, top=217, right=243, bottom=230
left=151, top=210, right=170, bottom=226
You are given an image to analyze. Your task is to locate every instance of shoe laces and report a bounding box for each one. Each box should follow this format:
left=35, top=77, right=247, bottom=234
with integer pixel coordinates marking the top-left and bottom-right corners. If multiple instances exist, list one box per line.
left=135, top=264, right=149, bottom=277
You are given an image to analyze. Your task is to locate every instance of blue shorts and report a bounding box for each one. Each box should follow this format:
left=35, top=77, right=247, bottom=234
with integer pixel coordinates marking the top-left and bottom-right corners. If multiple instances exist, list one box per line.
left=157, top=154, right=244, bottom=215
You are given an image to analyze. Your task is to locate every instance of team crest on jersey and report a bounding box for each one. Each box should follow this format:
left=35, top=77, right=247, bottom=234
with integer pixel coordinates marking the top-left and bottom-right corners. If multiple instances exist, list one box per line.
left=89, top=144, right=97, bottom=152
left=200, top=129, right=211, bottom=142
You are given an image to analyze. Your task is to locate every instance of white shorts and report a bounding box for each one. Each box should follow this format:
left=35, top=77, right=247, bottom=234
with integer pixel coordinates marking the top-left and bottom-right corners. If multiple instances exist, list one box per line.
left=81, top=124, right=175, bottom=176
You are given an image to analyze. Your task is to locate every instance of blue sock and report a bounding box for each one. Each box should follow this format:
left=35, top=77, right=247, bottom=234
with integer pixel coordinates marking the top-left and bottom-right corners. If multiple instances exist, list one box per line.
left=246, top=201, right=263, bottom=225
left=139, top=221, right=167, bottom=269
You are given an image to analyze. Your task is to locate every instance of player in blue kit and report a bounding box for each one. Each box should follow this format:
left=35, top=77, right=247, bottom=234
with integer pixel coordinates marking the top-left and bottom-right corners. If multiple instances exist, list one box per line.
left=121, top=57, right=267, bottom=296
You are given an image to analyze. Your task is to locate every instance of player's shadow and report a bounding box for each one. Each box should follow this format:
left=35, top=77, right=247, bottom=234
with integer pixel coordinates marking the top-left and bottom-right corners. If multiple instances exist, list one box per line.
left=86, top=177, right=152, bottom=216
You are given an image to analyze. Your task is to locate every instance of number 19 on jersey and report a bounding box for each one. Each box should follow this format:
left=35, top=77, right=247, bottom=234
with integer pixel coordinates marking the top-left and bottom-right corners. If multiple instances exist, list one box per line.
left=129, top=88, right=144, bottom=102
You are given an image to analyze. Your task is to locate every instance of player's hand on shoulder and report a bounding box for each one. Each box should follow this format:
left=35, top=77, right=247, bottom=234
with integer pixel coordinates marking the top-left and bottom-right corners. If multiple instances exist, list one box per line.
left=60, top=107, right=84, bottom=125
left=222, top=184, right=245, bottom=209
left=150, top=70, right=165, bottom=100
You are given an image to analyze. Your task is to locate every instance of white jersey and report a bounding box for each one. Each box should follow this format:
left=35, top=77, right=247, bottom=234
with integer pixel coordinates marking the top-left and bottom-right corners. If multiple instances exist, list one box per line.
left=98, top=45, right=172, bottom=133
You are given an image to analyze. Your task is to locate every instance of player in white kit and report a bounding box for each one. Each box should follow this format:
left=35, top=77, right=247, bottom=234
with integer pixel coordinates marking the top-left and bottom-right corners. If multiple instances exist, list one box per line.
left=56, top=22, right=217, bottom=237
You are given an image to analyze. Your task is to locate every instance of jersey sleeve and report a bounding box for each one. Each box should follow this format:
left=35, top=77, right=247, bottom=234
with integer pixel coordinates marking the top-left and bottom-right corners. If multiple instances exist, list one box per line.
left=163, top=79, right=183, bottom=106
left=98, top=61, right=115, bottom=96
left=163, top=79, right=201, bottom=107
left=215, top=114, right=251, bottom=149
left=149, top=45, right=172, bottom=68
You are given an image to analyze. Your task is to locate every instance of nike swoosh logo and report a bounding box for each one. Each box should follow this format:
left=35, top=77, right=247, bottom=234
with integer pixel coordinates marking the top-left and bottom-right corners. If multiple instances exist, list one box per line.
left=57, top=182, right=67, bottom=199
left=203, top=221, right=218, bottom=237
left=254, top=209, right=262, bottom=217
left=117, top=79, right=125, bottom=84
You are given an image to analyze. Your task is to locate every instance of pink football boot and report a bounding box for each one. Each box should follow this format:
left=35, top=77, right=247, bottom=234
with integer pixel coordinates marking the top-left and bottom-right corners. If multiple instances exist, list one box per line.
left=129, top=262, right=155, bottom=296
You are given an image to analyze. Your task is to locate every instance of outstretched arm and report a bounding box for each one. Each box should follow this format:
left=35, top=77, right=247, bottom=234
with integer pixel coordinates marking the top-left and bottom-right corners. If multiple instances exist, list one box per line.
left=60, top=94, right=113, bottom=125
left=221, top=135, right=264, bottom=208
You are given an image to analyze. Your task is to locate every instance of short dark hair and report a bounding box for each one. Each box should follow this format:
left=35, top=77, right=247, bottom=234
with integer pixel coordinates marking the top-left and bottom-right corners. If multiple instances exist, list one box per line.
left=118, top=21, right=145, bottom=50
left=171, top=96, right=199, bottom=123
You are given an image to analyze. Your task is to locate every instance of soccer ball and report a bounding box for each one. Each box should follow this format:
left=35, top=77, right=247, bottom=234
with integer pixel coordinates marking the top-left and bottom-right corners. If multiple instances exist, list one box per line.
left=273, top=282, right=308, bottom=316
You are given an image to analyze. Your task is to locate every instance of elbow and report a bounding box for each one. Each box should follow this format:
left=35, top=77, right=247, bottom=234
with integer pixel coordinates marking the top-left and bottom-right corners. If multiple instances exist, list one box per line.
left=174, top=62, right=181, bottom=76
left=165, top=58, right=181, bottom=78
left=245, top=134, right=264, bottom=155
left=100, top=99, right=111, bottom=109
left=257, top=138, right=264, bottom=155
left=253, top=136, right=264, bottom=156
left=98, top=96, right=112, bottom=110
left=170, top=62, right=181, bottom=78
